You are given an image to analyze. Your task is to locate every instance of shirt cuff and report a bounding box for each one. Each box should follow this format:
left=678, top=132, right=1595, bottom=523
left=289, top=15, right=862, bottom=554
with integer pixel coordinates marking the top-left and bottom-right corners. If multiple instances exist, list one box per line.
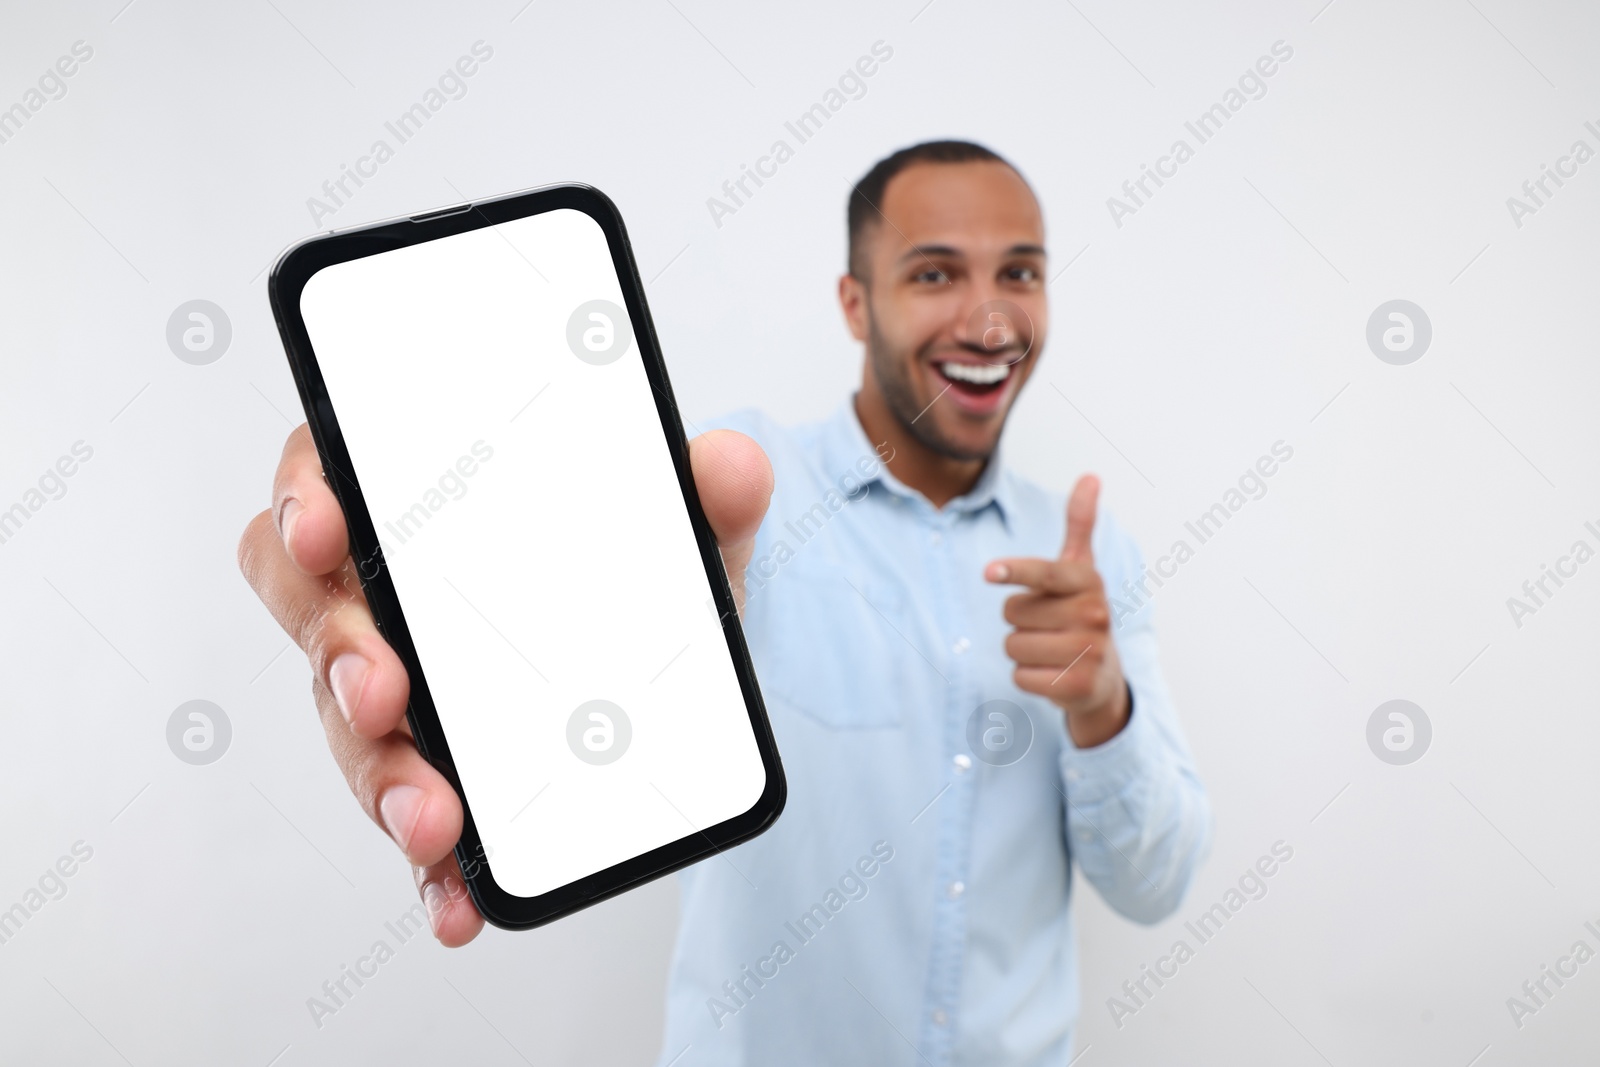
left=1058, top=685, right=1161, bottom=805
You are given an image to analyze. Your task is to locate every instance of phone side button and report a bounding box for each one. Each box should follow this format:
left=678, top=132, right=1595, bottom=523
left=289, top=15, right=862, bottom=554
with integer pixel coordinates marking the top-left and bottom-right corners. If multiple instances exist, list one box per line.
left=409, top=203, right=473, bottom=223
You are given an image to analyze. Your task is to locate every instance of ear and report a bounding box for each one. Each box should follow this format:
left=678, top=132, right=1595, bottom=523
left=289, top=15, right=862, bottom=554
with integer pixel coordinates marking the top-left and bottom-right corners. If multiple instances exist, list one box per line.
left=838, top=273, right=869, bottom=342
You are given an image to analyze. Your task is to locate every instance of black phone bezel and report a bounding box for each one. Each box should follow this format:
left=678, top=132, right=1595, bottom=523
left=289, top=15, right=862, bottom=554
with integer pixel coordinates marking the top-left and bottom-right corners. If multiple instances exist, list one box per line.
left=266, top=182, right=785, bottom=930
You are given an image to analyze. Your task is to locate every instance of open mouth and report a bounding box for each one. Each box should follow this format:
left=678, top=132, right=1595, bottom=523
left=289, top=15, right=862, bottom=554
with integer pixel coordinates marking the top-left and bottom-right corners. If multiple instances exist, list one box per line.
left=931, top=358, right=1018, bottom=413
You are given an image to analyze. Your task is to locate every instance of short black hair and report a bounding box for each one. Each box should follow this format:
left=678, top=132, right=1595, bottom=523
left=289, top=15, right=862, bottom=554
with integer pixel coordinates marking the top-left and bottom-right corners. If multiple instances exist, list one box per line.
left=847, top=140, right=1023, bottom=278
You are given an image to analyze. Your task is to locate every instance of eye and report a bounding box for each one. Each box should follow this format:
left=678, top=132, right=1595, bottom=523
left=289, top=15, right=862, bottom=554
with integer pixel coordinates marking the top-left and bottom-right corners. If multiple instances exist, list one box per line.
left=1004, top=265, right=1040, bottom=283
left=912, top=267, right=949, bottom=285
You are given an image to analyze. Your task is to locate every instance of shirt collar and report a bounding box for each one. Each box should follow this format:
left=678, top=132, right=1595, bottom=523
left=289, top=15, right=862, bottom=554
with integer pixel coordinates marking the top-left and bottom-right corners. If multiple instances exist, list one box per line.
left=819, top=394, right=1015, bottom=527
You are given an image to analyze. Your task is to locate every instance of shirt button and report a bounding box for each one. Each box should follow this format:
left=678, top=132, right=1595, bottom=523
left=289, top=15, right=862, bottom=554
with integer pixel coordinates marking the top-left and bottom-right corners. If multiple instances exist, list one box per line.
left=932, top=1008, right=949, bottom=1026
left=947, top=881, right=965, bottom=899
left=953, top=754, right=972, bottom=773
left=930, top=530, right=943, bottom=546
left=951, top=636, right=970, bottom=655
left=1064, top=768, right=1080, bottom=783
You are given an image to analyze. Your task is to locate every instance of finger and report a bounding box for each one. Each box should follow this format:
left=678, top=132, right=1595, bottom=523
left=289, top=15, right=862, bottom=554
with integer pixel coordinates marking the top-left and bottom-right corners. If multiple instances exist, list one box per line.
left=689, top=430, right=773, bottom=615
left=1002, top=591, right=1110, bottom=632
left=984, top=555, right=1101, bottom=595
left=238, top=511, right=410, bottom=739
left=1003, top=630, right=1106, bottom=670
left=1014, top=664, right=1100, bottom=702
left=272, top=424, right=350, bottom=575
left=313, top=675, right=463, bottom=871
left=1060, top=474, right=1100, bottom=562
left=415, top=859, right=485, bottom=947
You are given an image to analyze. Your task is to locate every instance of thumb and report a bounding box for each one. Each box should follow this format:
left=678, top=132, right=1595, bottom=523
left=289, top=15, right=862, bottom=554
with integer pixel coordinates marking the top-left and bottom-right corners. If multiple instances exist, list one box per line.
left=688, top=430, right=774, bottom=616
left=1060, top=474, right=1099, bottom=562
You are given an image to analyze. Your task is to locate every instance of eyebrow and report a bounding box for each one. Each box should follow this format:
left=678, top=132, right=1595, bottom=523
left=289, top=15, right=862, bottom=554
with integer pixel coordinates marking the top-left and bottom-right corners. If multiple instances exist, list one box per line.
left=895, top=242, right=1048, bottom=263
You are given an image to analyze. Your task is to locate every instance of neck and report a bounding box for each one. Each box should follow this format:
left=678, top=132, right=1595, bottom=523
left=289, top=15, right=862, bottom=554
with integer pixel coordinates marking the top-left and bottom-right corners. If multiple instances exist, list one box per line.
left=853, top=389, right=987, bottom=510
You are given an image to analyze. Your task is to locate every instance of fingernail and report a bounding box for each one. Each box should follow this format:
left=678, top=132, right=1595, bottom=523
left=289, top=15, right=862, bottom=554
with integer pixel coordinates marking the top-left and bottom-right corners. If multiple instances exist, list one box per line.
left=278, top=496, right=303, bottom=550
left=328, top=652, right=371, bottom=727
left=988, top=563, right=1009, bottom=581
left=423, top=880, right=448, bottom=932
left=379, top=784, right=426, bottom=855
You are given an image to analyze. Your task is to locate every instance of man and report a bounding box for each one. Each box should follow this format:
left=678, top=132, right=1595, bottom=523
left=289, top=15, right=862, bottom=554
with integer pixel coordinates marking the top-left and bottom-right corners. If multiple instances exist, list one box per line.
left=239, top=140, right=1210, bottom=1065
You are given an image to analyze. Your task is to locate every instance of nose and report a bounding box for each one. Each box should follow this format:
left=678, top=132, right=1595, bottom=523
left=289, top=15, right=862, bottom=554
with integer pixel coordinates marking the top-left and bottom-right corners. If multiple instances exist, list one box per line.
left=955, top=297, right=1029, bottom=356
left=951, top=279, right=1005, bottom=349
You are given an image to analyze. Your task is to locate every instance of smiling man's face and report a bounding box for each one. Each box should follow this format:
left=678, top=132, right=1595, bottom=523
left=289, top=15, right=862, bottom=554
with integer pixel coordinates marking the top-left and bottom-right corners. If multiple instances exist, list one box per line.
left=842, top=159, right=1048, bottom=463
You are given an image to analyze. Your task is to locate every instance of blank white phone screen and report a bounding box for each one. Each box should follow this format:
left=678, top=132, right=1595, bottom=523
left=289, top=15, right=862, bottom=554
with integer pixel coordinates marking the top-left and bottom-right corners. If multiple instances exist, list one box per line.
left=299, top=207, right=766, bottom=898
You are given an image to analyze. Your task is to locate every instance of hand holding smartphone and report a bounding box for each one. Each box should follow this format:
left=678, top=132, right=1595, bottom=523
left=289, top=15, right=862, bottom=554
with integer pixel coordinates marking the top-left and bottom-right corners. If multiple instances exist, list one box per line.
left=263, top=184, right=785, bottom=930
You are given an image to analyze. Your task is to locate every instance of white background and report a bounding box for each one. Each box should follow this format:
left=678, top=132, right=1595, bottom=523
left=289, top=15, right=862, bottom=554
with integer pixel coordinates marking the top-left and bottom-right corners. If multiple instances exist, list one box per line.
left=0, top=0, right=1596, bottom=1064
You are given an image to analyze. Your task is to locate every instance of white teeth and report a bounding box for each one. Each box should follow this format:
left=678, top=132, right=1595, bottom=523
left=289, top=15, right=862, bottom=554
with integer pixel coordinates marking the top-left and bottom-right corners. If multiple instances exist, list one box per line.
left=938, top=361, right=1010, bottom=385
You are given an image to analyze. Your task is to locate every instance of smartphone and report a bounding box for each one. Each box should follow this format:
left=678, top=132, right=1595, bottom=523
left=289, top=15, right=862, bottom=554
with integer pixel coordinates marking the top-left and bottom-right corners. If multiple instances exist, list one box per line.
left=267, top=183, right=785, bottom=929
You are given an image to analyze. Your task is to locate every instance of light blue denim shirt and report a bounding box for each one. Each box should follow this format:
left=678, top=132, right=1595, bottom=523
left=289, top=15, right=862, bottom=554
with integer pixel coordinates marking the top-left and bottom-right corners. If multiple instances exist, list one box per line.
left=655, top=397, right=1211, bottom=1066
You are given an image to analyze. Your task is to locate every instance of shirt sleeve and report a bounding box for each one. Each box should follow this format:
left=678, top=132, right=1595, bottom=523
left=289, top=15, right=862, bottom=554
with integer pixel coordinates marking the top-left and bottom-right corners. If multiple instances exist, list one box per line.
left=1057, top=515, right=1212, bottom=924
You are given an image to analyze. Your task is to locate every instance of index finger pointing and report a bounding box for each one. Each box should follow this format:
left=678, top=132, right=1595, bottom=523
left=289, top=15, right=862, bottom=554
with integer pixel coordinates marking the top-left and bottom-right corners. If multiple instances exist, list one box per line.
left=984, top=555, right=1099, bottom=594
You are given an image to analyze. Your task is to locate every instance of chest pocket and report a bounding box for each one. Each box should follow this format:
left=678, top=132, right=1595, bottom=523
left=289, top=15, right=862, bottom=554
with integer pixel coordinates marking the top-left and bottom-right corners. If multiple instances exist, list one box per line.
left=746, top=564, right=928, bottom=730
